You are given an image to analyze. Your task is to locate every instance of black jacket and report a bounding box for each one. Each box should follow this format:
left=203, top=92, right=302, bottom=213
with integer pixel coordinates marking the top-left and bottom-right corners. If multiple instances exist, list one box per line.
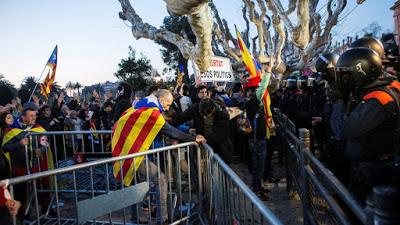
left=112, top=99, right=131, bottom=123
left=172, top=101, right=233, bottom=163
left=330, top=86, right=399, bottom=161
left=246, top=94, right=266, bottom=140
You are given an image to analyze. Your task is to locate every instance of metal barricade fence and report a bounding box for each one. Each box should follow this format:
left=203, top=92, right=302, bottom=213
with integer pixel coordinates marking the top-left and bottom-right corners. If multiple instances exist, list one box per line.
left=202, top=144, right=283, bottom=225
left=6, top=142, right=204, bottom=225
left=3, top=138, right=284, bottom=225
left=23, top=130, right=113, bottom=172
left=273, top=108, right=400, bottom=225
left=21, top=130, right=168, bottom=173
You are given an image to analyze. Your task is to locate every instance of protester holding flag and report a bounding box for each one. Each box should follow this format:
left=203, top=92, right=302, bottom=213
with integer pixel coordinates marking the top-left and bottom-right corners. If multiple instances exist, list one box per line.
left=112, top=89, right=205, bottom=224
left=235, top=26, right=277, bottom=199
left=244, top=65, right=273, bottom=201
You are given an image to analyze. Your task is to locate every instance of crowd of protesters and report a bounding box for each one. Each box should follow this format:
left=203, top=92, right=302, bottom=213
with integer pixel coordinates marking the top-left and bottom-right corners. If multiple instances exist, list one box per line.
left=0, top=73, right=283, bottom=223
left=1, top=33, right=400, bottom=224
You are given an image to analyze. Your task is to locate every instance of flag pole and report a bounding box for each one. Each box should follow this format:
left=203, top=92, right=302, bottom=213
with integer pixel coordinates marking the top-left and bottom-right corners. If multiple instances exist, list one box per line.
left=28, top=63, right=48, bottom=102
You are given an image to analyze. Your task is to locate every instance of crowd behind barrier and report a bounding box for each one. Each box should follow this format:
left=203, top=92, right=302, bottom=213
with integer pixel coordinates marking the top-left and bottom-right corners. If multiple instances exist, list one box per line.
left=0, top=81, right=286, bottom=224
left=3, top=33, right=400, bottom=224
left=2, top=138, right=283, bottom=225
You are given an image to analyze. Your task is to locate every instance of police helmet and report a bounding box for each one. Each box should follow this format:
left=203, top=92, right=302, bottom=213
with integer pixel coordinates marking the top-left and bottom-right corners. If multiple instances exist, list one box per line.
left=315, top=53, right=339, bottom=73
left=335, top=47, right=383, bottom=88
left=297, top=75, right=308, bottom=89
left=350, top=37, right=385, bottom=59
left=315, top=53, right=339, bottom=83
left=286, top=76, right=297, bottom=89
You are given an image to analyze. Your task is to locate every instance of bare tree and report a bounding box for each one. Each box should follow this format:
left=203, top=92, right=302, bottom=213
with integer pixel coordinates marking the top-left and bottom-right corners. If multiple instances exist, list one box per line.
left=209, top=0, right=356, bottom=72
left=117, top=0, right=365, bottom=81
left=117, top=0, right=212, bottom=72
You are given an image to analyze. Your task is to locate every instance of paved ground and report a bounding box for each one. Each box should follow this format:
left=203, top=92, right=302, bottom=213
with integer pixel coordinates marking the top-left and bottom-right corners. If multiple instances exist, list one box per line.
left=230, top=159, right=303, bottom=225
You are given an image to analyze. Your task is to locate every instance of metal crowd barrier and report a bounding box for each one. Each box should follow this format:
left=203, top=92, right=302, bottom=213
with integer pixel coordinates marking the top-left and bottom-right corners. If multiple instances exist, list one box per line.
left=202, top=144, right=283, bottom=225
left=273, top=108, right=399, bottom=225
left=24, top=130, right=113, bottom=172
left=3, top=134, right=284, bottom=225
left=21, top=130, right=168, bottom=175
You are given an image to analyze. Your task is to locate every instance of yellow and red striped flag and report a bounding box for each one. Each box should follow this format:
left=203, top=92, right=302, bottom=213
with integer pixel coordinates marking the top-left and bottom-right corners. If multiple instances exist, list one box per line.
left=112, top=107, right=165, bottom=186
left=236, top=27, right=262, bottom=78
left=261, top=90, right=273, bottom=139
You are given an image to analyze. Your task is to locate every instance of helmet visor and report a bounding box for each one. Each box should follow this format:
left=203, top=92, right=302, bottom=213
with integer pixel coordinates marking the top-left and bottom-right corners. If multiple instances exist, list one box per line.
left=334, top=66, right=353, bottom=85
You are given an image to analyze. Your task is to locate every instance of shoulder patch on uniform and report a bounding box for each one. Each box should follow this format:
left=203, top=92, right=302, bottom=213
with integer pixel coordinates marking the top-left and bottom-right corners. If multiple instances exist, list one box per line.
left=388, top=81, right=400, bottom=92
left=362, top=90, right=394, bottom=106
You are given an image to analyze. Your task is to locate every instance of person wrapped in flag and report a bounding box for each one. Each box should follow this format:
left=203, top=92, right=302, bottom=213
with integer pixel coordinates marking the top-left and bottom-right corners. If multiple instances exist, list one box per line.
left=112, top=88, right=206, bottom=224
left=1, top=102, right=54, bottom=211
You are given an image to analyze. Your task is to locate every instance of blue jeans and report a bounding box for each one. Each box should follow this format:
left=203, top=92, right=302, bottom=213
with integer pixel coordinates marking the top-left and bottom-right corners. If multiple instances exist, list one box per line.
left=249, top=139, right=267, bottom=191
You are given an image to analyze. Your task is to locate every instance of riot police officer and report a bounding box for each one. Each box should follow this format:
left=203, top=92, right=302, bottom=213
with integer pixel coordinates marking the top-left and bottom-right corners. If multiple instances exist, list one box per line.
left=280, top=75, right=298, bottom=122
left=314, top=53, right=350, bottom=173
left=331, top=47, right=400, bottom=202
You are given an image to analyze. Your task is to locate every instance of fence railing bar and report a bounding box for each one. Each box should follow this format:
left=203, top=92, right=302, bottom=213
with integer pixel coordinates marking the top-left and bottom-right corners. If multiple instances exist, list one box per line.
left=205, top=148, right=283, bottom=225
left=304, top=150, right=367, bottom=224
left=3, top=142, right=199, bottom=185
left=305, top=166, right=352, bottom=225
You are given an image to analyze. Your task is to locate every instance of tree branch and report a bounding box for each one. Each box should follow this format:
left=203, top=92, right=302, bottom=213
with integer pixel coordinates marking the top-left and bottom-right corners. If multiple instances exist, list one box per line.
left=118, top=0, right=212, bottom=72
left=268, top=0, right=294, bottom=31
left=272, top=14, right=286, bottom=67
left=263, top=15, right=273, bottom=55
left=243, top=0, right=268, bottom=63
left=295, top=0, right=347, bottom=69
left=165, top=0, right=208, bottom=15
left=291, top=0, right=310, bottom=49
left=209, top=0, right=241, bottom=63
left=252, top=35, right=258, bottom=55
left=242, top=5, right=251, bottom=47
left=212, top=22, right=241, bottom=63
left=285, top=0, right=297, bottom=15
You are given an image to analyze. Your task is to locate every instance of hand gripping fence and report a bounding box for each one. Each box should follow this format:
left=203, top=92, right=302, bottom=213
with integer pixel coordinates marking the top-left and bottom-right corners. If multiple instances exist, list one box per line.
left=2, top=130, right=283, bottom=225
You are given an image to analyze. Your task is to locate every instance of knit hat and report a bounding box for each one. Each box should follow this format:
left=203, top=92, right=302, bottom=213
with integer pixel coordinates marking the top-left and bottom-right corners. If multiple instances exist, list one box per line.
left=23, top=102, right=38, bottom=112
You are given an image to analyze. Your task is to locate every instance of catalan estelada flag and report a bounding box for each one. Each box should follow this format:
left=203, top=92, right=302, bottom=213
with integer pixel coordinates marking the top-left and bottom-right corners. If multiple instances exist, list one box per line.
left=112, top=107, right=165, bottom=186
left=236, top=27, right=262, bottom=78
left=40, top=45, right=58, bottom=99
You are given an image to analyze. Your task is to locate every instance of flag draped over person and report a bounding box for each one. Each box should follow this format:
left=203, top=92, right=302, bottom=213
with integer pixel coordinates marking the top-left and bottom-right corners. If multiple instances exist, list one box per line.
left=1, top=124, right=54, bottom=174
left=40, top=45, right=58, bottom=99
left=112, top=106, right=166, bottom=186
